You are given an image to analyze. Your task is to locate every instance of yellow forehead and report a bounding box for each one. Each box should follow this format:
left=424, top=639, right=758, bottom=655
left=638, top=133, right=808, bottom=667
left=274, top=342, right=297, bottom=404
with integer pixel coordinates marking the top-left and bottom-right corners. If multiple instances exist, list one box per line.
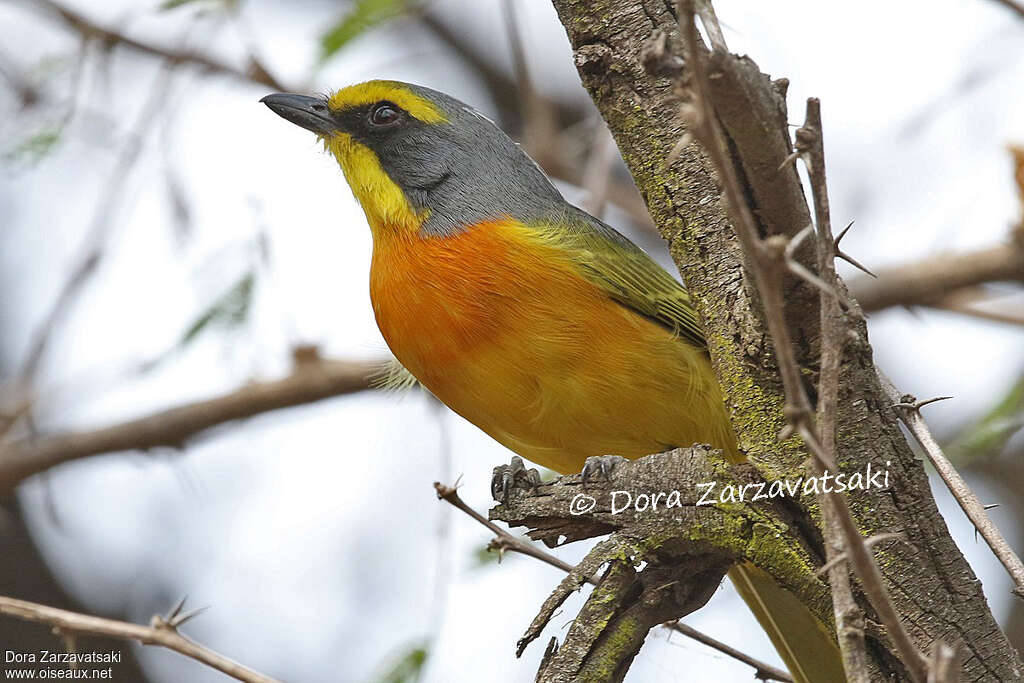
left=327, top=81, right=447, bottom=124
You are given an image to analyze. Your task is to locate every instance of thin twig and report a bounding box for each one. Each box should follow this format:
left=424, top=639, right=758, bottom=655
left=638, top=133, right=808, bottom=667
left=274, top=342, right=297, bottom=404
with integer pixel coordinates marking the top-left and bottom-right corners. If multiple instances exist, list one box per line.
left=882, top=379, right=1024, bottom=600
left=433, top=482, right=793, bottom=682
left=799, top=96, right=871, bottom=683
left=418, top=10, right=655, bottom=230
left=501, top=0, right=561, bottom=176
left=988, top=0, right=1024, bottom=21
left=23, top=0, right=289, bottom=91
left=0, top=594, right=278, bottom=683
left=0, top=357, right=380, bottom=492
left=17, top=34, right=185, bottom=384
left=662, top=620, right=793, bottom=682
left=679, top=4, right=929, bottom=680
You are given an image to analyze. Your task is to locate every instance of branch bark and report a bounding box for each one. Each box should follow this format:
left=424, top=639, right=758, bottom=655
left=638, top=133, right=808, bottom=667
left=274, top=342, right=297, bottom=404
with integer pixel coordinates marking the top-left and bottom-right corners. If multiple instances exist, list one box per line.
left=548, top=0, right=1023, bottom=680
left=434, top=475, right=794, bottom=682
left=0, top=594, right=278, bottom=683
left=0, top=356, right=380, bottom=493
left=848, top=241, right=1024, bottom=313
left=489, top=447, right=818, bottom=683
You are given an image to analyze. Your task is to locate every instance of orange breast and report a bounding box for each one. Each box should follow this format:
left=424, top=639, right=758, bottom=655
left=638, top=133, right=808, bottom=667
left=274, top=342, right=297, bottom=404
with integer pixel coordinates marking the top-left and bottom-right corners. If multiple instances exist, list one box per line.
left=369, top=219, right=736, bottom=474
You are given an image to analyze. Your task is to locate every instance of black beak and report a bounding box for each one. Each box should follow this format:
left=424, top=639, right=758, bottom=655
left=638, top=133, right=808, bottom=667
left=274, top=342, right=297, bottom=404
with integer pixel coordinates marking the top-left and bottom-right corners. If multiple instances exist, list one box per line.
left=260, top=93, right=336, bottom=136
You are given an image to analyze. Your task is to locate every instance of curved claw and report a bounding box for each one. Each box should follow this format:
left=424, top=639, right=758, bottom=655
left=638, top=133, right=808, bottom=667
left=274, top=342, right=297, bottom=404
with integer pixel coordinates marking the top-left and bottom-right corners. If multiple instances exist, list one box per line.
left=491, top=455, right=542, bottom=502
left=581, top=455, right=628, bottom=486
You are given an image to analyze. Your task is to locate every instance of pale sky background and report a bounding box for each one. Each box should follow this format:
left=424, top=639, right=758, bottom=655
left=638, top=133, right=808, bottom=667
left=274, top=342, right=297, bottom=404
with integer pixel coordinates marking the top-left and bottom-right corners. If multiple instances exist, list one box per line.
left=1, top=0, right=1023, bottom=681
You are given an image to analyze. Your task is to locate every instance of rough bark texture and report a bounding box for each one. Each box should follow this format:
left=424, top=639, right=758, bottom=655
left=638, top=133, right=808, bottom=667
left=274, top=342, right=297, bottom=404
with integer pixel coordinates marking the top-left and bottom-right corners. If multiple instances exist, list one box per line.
left=541, top=0, right=1023, bottom=680
left=492, top=447, right=831, bottom=682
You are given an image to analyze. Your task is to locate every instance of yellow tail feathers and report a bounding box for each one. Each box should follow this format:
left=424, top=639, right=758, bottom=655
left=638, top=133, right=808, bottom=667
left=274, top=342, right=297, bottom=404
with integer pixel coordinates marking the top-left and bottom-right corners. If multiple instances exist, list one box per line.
left=730, top=562, right=847, bottom=683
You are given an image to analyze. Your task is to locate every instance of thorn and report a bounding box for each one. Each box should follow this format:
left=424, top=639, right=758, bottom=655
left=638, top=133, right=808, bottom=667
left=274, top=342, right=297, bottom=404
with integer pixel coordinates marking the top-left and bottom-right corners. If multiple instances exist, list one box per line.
left=785, top=223, right=815, bottom=259
left=834, top=221, right=855, bottom=246
left=781, top=224, right=857, bottom=309
left=836, top=251, right=877, bottom=278
left=833, top=221, right=877, bottom=277
left=777, top=149, right=800, bottom=172
left=786, top=259, right=845, bottom=305
left=893, top=395, right=954, bottom=412
left=151, top=595, right=208, bottom=631
left=166, top=595, right=188, bottom=621
left=984, top=503, right=1000, bottom=510
left=170, top=605, right=209, bottom=629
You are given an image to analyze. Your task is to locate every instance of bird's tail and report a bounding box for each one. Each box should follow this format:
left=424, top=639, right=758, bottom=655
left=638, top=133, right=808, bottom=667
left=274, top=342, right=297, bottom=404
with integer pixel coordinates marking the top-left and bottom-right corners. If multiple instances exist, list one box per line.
left=729, top=562, right=847, bottom=683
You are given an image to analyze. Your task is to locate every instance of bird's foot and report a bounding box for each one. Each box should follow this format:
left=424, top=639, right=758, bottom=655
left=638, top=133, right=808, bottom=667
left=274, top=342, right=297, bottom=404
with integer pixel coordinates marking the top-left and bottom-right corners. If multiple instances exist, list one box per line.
left=491, top=455, right=542, bottom=502
left=581, top=455, right=628, bottom=486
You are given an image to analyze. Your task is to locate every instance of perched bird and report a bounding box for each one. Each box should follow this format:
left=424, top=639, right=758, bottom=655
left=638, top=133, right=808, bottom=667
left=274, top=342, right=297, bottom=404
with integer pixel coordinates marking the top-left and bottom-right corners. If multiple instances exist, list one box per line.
left=262, top=80, right=844, bottom=683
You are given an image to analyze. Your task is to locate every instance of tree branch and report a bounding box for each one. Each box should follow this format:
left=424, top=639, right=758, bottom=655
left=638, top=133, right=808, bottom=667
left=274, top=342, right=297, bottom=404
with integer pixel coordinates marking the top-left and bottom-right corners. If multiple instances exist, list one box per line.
left=848, top=241, right=1024, bottom=313
left=549, top=0, right=1022, bottom=679
left=460, top=447, right=807, bottom=683
left=675, top=9, right=926, bottom=678
left=0, top=594, right=278, bottom=683
left=23, top=0, right=290, bottom=91
left=799, top=97, right=871, bottom=683
left=883, top=377, right=1024, bottom=600
left=433, top=477, right=794, bottom=682
left=0, top=356, right=381, bottom=493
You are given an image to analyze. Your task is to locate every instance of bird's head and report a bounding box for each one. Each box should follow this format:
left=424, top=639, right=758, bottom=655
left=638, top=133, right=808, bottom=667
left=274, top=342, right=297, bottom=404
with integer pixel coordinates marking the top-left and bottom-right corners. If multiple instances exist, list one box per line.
left=261, top=80, right=562, bottom=237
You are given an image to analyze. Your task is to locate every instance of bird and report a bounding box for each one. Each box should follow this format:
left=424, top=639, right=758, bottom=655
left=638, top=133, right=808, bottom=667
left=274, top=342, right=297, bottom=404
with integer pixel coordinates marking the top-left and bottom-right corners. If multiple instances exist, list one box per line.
left=261, top=80, right=845, bottom=683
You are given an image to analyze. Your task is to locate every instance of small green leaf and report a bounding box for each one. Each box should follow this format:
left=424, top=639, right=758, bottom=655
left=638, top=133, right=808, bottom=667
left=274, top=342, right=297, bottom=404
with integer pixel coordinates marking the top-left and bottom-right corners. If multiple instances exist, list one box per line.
left=178, top=271, right=255, bottom=348
left=159, top=0, right=239, bottom=12
left=320, top=0, right=408, bottom=61
left=5, top=126, right=63, bottom=165
left=948, top=375, right=1024, bottom=461
left=474, top=544, right=500, bottom=567
left=369, top=643, right=428, bottom=683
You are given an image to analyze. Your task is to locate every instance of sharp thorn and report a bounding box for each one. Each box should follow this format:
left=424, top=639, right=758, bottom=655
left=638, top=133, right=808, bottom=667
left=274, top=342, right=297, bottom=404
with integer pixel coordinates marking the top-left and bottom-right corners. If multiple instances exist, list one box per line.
left=777, top=150, right=800, bottom=172
left=834, top=220, right=855, bottom=247
left=837, top=250, right=877, bottom=278
left=170, top=605, right=209, bottom=629
left=166, top=595, right=188, bottom=621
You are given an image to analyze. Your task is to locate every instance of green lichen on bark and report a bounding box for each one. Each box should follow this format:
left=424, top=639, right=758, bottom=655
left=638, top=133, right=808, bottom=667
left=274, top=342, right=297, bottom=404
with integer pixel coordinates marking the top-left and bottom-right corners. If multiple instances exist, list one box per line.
left=544, top=0, right=1023, bottom=680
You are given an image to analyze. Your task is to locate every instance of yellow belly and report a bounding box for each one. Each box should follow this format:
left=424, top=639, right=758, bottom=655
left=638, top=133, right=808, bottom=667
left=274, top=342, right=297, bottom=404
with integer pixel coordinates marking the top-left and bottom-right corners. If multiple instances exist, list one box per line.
left=369, top=220, right=737, bottom=474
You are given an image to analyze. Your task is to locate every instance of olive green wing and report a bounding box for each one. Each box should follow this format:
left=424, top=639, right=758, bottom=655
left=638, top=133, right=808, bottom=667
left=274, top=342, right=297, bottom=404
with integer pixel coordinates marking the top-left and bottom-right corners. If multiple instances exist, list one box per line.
left=537, top=206, right=706, bottom=350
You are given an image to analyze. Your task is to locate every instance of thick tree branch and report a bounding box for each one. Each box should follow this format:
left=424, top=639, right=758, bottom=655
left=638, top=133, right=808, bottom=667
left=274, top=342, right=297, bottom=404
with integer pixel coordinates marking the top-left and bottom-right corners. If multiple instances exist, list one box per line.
left=481, top=447, right=813, bottom=683
left=0, top=594, right=278, bottom=683
left=434, top=476, right=793, bottom=682
left=676, top=10, right=924, bottom=678
left=549, top=0, right=1023, bottom=680
left=0, top=356, right=380, bottom=493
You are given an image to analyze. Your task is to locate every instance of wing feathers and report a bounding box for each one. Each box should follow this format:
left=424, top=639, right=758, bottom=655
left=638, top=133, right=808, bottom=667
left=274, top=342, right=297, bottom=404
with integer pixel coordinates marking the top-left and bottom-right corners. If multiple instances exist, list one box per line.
left=531, top=208, right=706, bottom=349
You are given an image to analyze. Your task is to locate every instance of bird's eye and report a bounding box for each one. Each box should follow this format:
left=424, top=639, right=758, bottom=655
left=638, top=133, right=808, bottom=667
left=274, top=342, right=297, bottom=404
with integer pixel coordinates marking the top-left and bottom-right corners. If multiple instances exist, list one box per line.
left=369, top=103, right=401, bottom=127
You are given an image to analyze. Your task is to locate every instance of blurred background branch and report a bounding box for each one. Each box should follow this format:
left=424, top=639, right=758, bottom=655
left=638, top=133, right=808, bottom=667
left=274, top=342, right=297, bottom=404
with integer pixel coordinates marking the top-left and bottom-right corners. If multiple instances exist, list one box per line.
left=0, top=353, right=381, bottom=493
